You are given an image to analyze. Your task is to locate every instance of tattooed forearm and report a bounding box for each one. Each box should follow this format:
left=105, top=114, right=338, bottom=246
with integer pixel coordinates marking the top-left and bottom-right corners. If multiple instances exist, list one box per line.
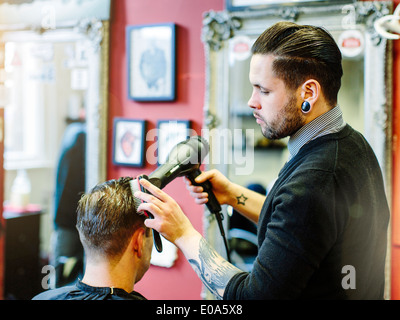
left=188, top=237, right=241, bottom=300
left=236, top=194, right=248, bottom=205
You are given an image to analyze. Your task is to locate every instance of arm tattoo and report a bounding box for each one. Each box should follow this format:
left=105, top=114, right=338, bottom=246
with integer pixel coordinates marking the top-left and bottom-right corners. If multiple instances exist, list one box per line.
left=188, top=237, right=241, bottom=300
left=236, top=193, right=248, bottom=205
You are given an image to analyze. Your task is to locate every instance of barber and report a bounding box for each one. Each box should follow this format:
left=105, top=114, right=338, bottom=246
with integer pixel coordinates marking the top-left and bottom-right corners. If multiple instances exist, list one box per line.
left=135, top=21, right=389, bottom=300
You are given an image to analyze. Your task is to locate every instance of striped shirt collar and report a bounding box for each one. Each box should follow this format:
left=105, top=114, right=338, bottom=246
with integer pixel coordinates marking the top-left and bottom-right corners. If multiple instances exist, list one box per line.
left=287, top=105, right=346, bottom=161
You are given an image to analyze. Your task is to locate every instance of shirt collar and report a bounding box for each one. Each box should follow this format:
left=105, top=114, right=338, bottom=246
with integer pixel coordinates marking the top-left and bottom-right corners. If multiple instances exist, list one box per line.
left=287, top=105, right=346, bottom=161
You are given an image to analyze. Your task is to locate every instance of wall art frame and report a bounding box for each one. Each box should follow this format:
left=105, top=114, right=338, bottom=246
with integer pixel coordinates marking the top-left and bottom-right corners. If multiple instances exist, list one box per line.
left=127, top=23, right=176, bottom=101
left=156, top=120, right=191, bottom=165
left=112, top=118, right=146, bottom=167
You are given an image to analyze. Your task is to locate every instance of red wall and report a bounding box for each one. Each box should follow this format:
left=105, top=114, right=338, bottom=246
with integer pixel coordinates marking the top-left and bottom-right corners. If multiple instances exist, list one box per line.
left=107, top=0, right=224, bottom=300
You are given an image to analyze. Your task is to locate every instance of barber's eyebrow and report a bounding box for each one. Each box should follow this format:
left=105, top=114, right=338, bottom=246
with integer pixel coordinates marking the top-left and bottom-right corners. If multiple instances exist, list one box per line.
left=253, top=83, right=270, bottom=91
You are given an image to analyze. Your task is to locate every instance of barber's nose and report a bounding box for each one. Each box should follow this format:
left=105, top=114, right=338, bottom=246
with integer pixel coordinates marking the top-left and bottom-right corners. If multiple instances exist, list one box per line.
left=248, top=91, right=261, bottom=110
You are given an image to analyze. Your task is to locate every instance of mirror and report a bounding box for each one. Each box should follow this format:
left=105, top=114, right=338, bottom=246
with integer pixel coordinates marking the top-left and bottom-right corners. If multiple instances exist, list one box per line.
left=0, top=0, right=110, bottom=196
left=0, top=0, right=110, bottom=188
left=0, top=0, right=110, bottom=286
left=1, top=21, right=109, bottom=192
left=202, top=0, right=392, bottom=293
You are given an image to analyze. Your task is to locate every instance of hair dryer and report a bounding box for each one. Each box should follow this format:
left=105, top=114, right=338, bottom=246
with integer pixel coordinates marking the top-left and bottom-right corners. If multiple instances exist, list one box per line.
left=144, top=135, right=209, bottom=189
left=130, top=136, right=230, bottom=261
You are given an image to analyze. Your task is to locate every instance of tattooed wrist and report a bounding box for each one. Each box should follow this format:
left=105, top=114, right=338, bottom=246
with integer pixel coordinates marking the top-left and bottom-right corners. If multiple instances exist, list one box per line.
left=236, top=194, right=248, bottom=205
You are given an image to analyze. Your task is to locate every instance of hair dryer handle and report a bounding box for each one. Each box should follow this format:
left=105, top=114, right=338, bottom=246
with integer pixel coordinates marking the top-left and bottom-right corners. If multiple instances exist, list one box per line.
left=186, top=168, right=222, bottom=216
left=186, top=168, right=230, bottom=262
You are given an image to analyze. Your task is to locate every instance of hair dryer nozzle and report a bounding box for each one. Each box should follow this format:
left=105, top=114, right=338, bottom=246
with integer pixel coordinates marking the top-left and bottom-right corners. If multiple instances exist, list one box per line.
left=149, top=136, right=209, bottom=189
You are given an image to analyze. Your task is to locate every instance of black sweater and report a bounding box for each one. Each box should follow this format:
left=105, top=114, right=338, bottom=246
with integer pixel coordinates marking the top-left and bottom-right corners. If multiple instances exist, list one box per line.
left=224, top=125, right=389, bottom=300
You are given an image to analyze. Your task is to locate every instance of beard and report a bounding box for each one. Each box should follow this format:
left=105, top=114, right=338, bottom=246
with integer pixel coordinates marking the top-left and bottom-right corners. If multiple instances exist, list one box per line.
left=259, top=96, right=306, bottom=140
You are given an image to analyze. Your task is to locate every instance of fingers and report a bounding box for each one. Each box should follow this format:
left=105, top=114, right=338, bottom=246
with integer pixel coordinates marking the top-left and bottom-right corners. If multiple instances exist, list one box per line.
left=133, top=180, right=164, bottom=217
left=138, top=178, right=168, bottom=201
left=133, top=178, right=193, bottom=243
left=189, top=170, right=215, bottom=184
left=134, top=178, right=182, bottom=216
left=183, top=177, right=209, bottom=204
left=135, top=174, right=212, bottom=215
left=144, top=218, right=155, bottom=230
left=136, top=199, right=162, bottom=217
left=184, top=181, right=204, bottom=196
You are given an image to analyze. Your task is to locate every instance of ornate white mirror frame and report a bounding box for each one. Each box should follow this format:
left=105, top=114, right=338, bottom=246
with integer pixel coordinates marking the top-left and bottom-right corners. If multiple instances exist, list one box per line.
left=0, top=0, right=110, bottom=190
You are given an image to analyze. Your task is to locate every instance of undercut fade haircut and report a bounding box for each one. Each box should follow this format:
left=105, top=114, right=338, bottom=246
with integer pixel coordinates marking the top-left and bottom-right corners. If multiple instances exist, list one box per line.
left=251, top=21, right=343, bottom=107
left=76, top=177, right=148, bottom=258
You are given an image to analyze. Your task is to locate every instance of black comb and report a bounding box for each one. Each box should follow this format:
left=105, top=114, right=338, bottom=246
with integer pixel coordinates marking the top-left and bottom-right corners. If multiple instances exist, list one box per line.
left=130, top=174, right=163, bottom=253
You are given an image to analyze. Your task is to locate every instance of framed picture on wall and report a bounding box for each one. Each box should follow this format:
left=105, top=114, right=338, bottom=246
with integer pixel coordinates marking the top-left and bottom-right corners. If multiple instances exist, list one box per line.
left=112, top=118, right=146, bottom=167
left=127, top=23, right=176, bottom=101
left=157, top=120, right=191, bottom=165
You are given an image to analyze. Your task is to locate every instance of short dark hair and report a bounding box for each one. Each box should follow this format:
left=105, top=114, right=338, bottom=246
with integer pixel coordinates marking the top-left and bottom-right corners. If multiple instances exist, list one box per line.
left=251, top=21, right=343, bottom=107
left=76, top=177, right=147, bottom=258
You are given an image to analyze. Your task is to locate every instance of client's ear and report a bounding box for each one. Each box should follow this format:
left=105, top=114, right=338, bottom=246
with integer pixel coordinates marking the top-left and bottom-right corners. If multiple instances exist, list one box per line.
left=132, top=228, right=146, bottom=258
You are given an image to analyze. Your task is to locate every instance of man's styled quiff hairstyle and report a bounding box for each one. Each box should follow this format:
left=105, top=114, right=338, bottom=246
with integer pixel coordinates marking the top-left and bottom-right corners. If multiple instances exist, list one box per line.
left=76, top=177, right=148, bottom=258
left=251, top=21, right=343, bottom=107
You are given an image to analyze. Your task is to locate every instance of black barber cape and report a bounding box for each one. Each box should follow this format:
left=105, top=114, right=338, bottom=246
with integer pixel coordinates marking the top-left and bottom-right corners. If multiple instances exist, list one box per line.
left=32, top=280, right=147, bottom=300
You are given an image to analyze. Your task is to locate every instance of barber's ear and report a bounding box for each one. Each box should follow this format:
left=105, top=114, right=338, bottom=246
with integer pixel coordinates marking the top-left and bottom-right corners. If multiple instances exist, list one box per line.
left=300, top=79, right=321, bottom=106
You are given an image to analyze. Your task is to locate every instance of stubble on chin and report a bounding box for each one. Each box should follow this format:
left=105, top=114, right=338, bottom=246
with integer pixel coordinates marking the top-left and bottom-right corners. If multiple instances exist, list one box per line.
left=261, top=98, right=305, bottom=140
